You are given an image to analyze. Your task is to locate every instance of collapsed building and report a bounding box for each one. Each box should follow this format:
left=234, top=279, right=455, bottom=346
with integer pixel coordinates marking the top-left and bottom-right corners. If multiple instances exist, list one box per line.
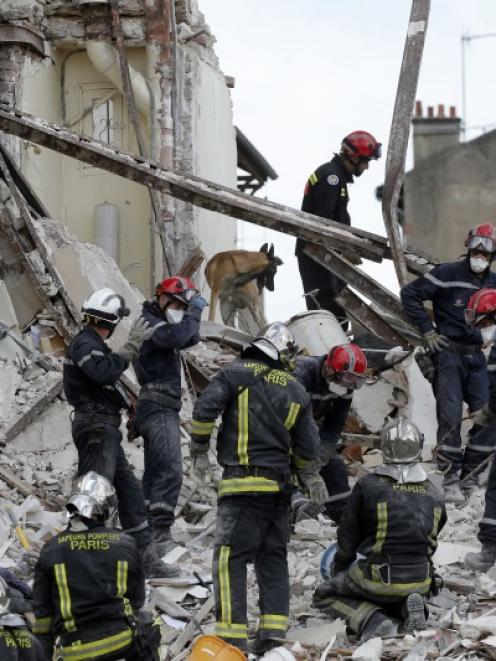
left=0, top=1, right=496, bottom=660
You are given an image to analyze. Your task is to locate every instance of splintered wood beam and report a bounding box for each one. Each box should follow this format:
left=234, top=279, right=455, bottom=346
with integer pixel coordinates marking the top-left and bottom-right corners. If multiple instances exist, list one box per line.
left=336, top=287, right=411, bottom=346
left=303, top=243, right=418, bottom=333
left=0, top=106, right=387, bottom=261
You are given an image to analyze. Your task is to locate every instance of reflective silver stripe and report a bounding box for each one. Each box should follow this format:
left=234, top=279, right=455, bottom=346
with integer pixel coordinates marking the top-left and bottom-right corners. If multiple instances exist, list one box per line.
left=326, top=490, right=351, bottom=503
left=437, top=444, right=463, bottom=453
left=124, top=521, right=149, bottom=534
left=481, top=517, right=496, bottom=527
left=149, top=502, right=175, bottom=513
left=77, top=350, right=105, bottom=367
left=63, top=358, right=74, bottom=365
left=488, top=364, right=496, bottom=372
left=153, top=321, right=166, bottom=331
left=467, top=444, right=495, bottom=453
left=424, top=272, right=479, bottom=290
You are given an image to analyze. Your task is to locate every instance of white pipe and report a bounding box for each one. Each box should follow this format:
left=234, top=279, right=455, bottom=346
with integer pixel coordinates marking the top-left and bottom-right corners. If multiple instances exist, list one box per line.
left=86, top=41, right=151, bottom=116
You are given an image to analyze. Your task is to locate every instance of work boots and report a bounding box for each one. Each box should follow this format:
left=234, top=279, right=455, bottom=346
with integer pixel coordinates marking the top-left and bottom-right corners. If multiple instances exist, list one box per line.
left=404, top=593, right=428, bottom=633
left=142, top=542, right=181, bottom=579
left=443, top=475, right=466, bottom=505
left=360, top=611, right=398, bottom=642
left=151, top=526, right=175, bottom=556
left=464, top=544, right=496, bottom=572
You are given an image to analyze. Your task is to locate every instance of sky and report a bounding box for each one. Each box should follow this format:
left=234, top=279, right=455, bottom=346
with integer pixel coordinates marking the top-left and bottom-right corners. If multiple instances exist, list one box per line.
left=200, top=0, right=496, bottom=322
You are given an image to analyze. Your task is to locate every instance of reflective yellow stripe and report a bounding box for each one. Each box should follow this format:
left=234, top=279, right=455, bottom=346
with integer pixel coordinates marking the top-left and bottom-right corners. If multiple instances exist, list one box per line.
left=292, top=453, right=312, bottom=469
left=237, top=388, right=249, bottom=465
left=284, top=402, right=300, bottom=430
left=429, top=507, right=442, bottom=548
left=215, top=623, right=248, bottom=639
left=54, top=563, right=76, bottom=632
left=218, top=477, right=280, bottom=497
left=62, top=628, right=133, bottom=659
left=340, top=187, right=346, bottom=197
left=309, top=172, right=318, bottom=185
left=372, top=502, right=388, bottom=553
left=259, top=614, right=289, bottom=630
left=33, top=616, right=53, bottom=634
left=349, top=564, right=431, bottom=597
left=116, top=560, right=133, bottom=617
left=191, top=419, right=215, bottom=435
left=218, top=545, right=232, bottom=625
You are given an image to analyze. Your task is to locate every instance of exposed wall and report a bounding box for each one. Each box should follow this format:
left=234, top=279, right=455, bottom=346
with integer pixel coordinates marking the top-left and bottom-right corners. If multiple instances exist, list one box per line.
left=404, top=130, right=496, bottom=262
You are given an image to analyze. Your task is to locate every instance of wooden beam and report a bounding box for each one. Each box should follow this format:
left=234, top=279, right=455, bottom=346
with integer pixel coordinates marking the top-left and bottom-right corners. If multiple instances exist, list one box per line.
left=0, top=465, right=65, bottom=511
left=336, top=287, right=411, bottom=346
left=0, top=106, right=388, bottom=261
left=3, top=379, right=63, bottom=444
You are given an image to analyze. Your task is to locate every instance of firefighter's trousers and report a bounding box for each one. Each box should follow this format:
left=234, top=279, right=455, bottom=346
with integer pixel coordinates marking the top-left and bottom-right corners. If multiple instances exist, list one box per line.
left=297, top=250, right=346, bottom=323
left=320, top=451, right=351, bottom=523
left=313, top=569, right=411, bottom=637
left=433, top=350, right=494, bottom=476
left=479, top=456, right=496, bottom=546
left=72, top=413, right=151, bottom=548
left=213, top=494, right=290, bottom=652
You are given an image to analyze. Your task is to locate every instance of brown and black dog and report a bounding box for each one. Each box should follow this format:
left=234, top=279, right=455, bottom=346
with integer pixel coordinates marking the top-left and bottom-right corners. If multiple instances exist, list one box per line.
left=205, top=243, right=283, bottom=328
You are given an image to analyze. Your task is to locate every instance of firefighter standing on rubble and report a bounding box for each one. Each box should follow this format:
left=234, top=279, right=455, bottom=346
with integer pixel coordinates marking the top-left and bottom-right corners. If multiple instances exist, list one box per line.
left=293, top=343, right=368, bottom=523
left=401, top=224, right=496, bottom=504
left=32, top=472, right=161, bottom=660
left=189, top=323, right=326, bottom=654
left=313, top=418, right=446, bottom=641
left=296, top=130, right=381, bottom=322
left=461, top=289, right=496, bottom=571
left=63, top=287, right=173, bottom=578
left=133, top=277, right=206, bottom=547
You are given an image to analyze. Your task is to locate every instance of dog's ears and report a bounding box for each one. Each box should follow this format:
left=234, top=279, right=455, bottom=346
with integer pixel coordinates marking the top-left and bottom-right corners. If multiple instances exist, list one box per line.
left=260, top=243, right=269, bottom=254
left=268, top=243, right=274, bottom=258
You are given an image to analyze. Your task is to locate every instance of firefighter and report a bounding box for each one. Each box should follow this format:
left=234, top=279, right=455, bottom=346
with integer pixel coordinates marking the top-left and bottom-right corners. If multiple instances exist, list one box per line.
left=133, top=276, right=206, bottom=546
left=401, top=224, right=496, bottom=504
left=293, top=343, right=368, bottom=523
left=63, top=287, right=173, bottom=577
left=0, top=576, right=46, bottom=660
left=189, top=323, right=326, bottom=654
left=32, top=472, right=161, bottom=661
left=462, top=289, right=496, bottom=571
left=296, top=130, right=381, bottom=322
left=313, top=418, right=446, bottom=641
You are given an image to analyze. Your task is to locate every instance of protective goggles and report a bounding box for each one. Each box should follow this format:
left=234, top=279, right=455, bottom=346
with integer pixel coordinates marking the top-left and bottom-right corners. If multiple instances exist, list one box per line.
left=467, top=236, right=495, bottom=253
left=464, top=308, right=496, bottom=326
left=336, top=371, right=366, bottom=390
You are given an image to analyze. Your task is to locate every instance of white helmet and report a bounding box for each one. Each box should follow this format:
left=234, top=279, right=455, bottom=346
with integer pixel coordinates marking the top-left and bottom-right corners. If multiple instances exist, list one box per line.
left=0, top=577, right=10, bottom=616
left=82, top=288, right=130, bottom=328
left=66, top=472, right=117, bottom=523
left=381, top=418, right=423, bottom=464
left=251, top=322, right=299, bottom=370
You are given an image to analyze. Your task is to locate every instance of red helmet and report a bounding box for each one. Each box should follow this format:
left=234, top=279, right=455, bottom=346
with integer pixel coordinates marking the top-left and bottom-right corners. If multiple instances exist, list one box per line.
left=465, top=288, right=496, bottom=326
left=465, top=223, right=496, bottom=253
left=155, top=276, right=198, bottom=305
left=325, top=343, right=367, bottom=390
left=342, top=131, right=382, bottom=160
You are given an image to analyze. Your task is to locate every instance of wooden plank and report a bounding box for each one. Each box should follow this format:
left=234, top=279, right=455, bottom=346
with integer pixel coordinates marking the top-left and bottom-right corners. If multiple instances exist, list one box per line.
left=382, top=0, right=430, bottom=286
left=336, top=287, right=411, bottom=346
left=168, top=595, right=215, bottom=658
left=3, top=379, right=63, bottom=443
left=0, top=107, right=388, bottom=261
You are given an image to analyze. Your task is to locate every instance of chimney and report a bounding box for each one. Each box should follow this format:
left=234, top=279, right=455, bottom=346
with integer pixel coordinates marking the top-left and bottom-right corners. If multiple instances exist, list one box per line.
left=412, top=101, right=461, bottom=164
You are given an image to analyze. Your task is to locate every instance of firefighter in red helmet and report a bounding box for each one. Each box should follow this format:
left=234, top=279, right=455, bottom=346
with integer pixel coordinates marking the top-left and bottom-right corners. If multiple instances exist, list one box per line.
left=296, top=131, right=382, bottom=324
left=133, top=276, right=207, bottom=551
left=293, top=344, right=367, bottom=523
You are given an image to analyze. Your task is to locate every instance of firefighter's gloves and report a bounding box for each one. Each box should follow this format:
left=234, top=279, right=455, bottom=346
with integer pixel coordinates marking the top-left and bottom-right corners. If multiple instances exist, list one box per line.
left=189, top=294, right=208, bottom=311
left=472, top=405, right=496, bottom=427
left=298, top=467, right=328, bottom=507
left=116, top=317, right=154, bottom=363
left=190, top=440, right=211, bottom=481
left=422, top=330, right=449, bottom=353
left=414, top=349, right=436, bottom=383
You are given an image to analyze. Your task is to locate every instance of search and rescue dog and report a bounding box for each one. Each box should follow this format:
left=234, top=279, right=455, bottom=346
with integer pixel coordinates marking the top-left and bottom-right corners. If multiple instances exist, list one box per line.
left=205, top=243, right=283, bottom=328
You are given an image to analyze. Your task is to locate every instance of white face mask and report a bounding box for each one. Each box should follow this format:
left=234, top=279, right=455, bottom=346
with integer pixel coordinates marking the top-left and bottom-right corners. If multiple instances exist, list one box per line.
left=166, top=308, right=184, bottom=324
left=327, top=381, right=348, bottom=397
left=481, top=325, right=496, bottom=346
left=470, top=256, right=489, bottom=273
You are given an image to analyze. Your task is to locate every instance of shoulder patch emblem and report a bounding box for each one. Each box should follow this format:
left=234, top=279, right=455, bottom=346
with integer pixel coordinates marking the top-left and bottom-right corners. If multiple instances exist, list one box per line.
left=327, top=174, right=339, bottom=186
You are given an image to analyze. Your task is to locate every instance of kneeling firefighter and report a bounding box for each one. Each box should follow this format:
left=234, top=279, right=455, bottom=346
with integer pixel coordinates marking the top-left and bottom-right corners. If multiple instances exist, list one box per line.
left=189, top=323, right=326, bottom=654
left=0, top=575, right=47, bottom=660
left=313, top=419, right=446, bottom=641
left=32, top=472, right=161, bottom=660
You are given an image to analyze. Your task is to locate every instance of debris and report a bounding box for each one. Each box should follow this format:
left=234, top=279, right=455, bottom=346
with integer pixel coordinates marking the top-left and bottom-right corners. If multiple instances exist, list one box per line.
left=351, top=637, right=382, bottom=661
